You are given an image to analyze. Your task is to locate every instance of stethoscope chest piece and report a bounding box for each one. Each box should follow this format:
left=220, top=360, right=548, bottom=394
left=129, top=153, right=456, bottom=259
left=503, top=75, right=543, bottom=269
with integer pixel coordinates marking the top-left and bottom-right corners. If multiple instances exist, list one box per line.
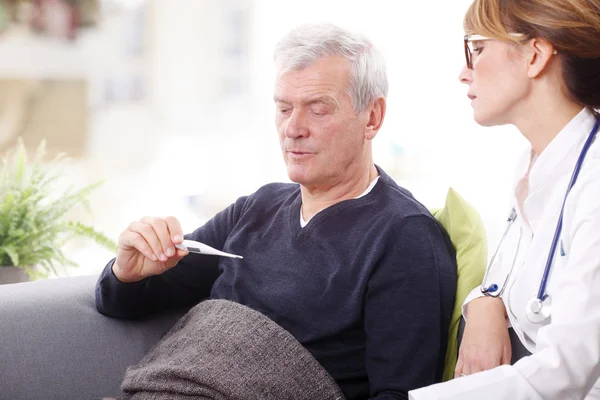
left=526, top=295, right=552, bottom=324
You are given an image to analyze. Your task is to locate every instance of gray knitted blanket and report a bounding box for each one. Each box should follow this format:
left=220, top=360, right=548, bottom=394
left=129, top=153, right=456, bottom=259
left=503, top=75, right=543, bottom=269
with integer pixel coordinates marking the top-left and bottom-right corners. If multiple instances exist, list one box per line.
left=103, top=299, right=345, bottom=400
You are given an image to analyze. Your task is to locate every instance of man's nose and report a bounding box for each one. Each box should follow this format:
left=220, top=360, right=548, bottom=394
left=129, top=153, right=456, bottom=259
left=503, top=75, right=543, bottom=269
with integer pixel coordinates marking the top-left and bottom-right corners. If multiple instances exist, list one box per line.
left=285, top=110, right=309, bottom=138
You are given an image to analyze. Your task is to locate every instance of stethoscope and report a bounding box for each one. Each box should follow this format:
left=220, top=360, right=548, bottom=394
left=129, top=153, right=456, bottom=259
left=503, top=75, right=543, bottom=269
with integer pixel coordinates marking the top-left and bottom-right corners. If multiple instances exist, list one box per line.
left=481, top=116, right=600, bottom=324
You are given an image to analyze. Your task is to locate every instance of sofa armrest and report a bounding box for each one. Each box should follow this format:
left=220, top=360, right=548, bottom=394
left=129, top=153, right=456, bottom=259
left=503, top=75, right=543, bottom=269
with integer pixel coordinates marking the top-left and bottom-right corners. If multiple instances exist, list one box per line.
left=0, top=275, right=187, bottom=400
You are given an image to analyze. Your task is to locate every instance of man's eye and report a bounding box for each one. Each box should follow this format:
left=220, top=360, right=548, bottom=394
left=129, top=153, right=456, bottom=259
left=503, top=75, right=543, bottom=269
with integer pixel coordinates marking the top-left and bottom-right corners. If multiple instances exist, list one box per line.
left=278, top=108, right=290, bottom=114
left=311, top=108, right=328, bottom=116
left=473, top=47, right=484, bottom=54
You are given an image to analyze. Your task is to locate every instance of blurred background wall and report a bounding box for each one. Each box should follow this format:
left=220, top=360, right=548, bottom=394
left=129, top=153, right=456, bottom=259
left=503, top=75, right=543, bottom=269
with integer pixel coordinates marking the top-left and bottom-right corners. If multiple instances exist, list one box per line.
left=0, top=0, right=528, bottom=276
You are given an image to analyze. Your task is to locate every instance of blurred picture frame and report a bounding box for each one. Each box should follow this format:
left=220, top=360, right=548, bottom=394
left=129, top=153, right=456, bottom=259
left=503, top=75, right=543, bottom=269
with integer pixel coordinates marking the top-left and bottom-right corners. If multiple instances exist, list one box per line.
left=0, top=78, right=87, bottom=158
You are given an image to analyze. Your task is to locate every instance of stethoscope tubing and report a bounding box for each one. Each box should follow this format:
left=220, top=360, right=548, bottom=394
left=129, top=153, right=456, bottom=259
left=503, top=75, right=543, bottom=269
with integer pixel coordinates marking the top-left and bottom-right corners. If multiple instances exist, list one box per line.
left=481, top=117, right=600, bottom=312
left=537, top=117, right=600, bottom=301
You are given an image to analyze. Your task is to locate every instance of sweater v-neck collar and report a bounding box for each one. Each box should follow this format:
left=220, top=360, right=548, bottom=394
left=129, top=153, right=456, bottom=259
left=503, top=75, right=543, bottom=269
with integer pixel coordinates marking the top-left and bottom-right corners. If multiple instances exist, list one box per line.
left=288, top=166, right=388, bottom=237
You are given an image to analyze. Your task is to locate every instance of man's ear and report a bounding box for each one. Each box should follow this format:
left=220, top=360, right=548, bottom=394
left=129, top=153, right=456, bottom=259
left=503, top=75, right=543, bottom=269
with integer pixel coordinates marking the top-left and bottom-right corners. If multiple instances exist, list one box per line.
left=365, top=97, right=386, bottom=140
left=526, top=38, right=557, bottom=79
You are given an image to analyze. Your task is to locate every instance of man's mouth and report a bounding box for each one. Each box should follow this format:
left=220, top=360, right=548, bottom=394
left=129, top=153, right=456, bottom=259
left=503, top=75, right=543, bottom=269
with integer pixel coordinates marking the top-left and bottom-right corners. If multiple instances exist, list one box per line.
left=287, top=150, right=314, bottom=159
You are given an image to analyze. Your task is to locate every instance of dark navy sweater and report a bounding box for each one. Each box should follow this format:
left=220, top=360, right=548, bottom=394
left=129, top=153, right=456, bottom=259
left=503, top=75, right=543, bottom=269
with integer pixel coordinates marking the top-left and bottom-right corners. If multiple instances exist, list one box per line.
left=96, top=168, right=457, bottom=400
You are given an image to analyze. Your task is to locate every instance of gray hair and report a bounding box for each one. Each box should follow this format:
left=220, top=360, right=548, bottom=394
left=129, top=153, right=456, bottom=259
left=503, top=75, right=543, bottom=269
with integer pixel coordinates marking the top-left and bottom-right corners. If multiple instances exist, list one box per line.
left=274, top=23, right=388, bottom=113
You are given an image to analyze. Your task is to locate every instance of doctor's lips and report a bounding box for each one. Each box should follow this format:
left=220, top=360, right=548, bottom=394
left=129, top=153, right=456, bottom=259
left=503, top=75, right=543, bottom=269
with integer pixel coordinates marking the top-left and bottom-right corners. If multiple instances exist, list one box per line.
left=468, top=93, right=477, bottom=100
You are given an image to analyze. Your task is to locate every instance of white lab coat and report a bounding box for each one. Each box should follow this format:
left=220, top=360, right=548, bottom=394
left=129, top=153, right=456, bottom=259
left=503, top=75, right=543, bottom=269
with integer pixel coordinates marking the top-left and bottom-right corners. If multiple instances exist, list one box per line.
left=410, top=107, right=600, bottom=400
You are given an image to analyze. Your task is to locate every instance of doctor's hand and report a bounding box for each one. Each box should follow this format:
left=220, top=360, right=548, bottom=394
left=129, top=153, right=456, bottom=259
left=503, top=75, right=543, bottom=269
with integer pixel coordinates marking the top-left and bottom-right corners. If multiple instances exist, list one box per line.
left=455, top=296, right=512, bottom=378
left=113, top=216, right=189, bottom=283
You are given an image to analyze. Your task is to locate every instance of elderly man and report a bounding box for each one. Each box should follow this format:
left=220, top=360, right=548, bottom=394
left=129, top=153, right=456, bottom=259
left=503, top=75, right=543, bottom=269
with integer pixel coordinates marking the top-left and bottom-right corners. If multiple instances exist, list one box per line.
left=96, top=23, right=457, bottom=400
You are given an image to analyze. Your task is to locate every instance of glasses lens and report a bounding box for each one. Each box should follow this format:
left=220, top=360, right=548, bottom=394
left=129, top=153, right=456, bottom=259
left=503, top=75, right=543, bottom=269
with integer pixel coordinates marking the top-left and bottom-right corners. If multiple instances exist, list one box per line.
left=464, top=37, right=472, bottom=69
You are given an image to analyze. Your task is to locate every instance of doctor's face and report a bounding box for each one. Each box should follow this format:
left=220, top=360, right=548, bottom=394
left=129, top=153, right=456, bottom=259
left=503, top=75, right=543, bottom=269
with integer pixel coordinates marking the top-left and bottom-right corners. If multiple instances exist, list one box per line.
left=459, top=38, right=530, bottom=126
left=274, top=56, right=371, bottom=189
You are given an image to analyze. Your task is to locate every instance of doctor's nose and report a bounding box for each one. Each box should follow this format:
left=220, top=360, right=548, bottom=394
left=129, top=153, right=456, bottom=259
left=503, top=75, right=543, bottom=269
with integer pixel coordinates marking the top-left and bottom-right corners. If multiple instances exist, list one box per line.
left=459, top=65, right=472, bottom=85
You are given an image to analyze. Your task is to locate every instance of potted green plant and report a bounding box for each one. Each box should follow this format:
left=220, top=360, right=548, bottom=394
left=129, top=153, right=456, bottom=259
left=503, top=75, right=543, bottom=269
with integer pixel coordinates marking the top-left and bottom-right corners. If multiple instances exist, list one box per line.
left=0, top=138, right=117, bottom=284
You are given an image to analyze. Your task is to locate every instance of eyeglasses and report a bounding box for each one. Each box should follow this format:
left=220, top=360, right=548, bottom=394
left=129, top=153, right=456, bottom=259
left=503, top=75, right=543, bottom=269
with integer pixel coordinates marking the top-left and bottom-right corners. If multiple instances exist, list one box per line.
left=464, top=34, right=492, bottom=69
left=464, top=33, right=531, bottom=69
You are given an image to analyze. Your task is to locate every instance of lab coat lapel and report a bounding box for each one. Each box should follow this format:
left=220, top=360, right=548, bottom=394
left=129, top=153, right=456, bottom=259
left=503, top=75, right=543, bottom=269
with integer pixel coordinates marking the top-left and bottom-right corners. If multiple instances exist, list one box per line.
left=508, top=108, right=598, bottom=346
left=526, top=108, right=596, bottom=233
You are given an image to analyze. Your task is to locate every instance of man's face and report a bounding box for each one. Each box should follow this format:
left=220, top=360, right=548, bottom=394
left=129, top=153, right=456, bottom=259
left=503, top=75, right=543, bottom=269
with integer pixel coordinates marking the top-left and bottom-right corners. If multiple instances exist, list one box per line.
left=274, top=56, right=370, bottom=189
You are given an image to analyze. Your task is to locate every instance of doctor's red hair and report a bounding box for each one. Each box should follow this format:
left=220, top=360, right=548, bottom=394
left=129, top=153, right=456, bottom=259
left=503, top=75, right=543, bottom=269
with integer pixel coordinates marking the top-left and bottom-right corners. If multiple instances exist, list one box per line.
left=464, top=0, right=600, bottom=110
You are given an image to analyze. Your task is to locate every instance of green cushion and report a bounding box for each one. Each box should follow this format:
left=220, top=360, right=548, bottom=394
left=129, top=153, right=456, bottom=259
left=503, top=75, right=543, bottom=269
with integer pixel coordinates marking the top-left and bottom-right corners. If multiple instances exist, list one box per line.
left=431, top=188, right=487, bottom=381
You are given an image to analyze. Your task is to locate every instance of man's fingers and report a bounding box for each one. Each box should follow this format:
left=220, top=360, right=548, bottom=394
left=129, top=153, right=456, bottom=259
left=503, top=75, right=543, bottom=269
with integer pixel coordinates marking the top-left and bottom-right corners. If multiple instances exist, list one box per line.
left=146, top=218, right=176, bottom=260
left=139, top=216, right=184, bottom=260
left=175, top=248, right=189, bottom=258
left=166, top=248, right=189, bottom=268
left=120, top=231, right=158, bottom=262
left=165, top=216, right=184, bottom=244
left=118, top=216, right=187, bottom=276
left=129, top=221, right=165, bottom=261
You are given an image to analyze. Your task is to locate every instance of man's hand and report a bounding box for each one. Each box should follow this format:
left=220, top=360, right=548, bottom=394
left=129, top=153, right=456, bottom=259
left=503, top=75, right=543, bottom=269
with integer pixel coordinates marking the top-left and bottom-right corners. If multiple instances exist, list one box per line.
left=113, top=216, right=189, bottom=283
left=454, top=296, right=512, bottom=378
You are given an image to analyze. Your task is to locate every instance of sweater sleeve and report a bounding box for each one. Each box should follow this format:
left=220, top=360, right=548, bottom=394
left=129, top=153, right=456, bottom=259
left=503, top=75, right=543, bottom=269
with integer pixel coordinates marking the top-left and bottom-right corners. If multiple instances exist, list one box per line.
left=366, top=216, right=457, bottom=400
left=95, top=196, right=248, bottom=319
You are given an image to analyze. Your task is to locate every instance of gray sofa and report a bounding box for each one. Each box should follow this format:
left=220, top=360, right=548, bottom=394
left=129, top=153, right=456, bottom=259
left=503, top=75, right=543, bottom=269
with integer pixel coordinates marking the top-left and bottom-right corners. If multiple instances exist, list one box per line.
left=0, top=275, right=530, bottom=400
left=0, top=275, right=187, bottom=400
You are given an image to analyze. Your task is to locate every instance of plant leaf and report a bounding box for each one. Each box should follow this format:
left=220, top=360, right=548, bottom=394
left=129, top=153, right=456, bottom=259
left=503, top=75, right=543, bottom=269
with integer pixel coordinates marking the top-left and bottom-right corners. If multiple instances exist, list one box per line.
left=2, top=245, right=19, bottom=266
left=0, top=138, right=118, bottom=278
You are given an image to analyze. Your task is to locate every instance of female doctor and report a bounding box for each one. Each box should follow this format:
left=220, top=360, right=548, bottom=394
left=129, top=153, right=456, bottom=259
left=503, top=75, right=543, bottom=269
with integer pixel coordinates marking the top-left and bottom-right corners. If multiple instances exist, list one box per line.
left=409, top=0, right=600, bottom=399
